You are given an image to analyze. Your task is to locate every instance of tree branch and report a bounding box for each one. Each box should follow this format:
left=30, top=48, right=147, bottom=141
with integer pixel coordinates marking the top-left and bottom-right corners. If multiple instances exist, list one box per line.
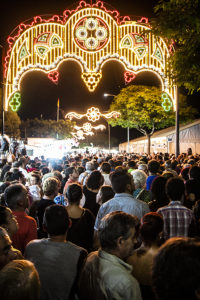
left=150, top=122, right=155, bottom=135
left=136, top=126, right=146, bottom=135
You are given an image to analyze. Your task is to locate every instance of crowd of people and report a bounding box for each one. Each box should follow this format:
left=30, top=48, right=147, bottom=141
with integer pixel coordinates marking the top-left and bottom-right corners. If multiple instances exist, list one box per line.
left=0, top=148, right=200, bottom=299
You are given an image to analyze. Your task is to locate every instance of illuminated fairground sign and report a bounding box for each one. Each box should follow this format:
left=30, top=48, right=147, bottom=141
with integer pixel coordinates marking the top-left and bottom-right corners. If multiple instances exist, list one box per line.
left=4, top=1, right=176, bottom=112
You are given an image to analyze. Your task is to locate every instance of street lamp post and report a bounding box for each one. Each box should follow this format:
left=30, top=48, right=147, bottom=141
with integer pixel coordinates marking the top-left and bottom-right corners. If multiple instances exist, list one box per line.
left=104, top=93, right=115, bottom=151
left=56, top=98, right=59, bottom=139
left=175, top=87, right=180, bottom=157
left=127, top=126, right=130, bottom=153
left=108, top=122, right=110, bottom=151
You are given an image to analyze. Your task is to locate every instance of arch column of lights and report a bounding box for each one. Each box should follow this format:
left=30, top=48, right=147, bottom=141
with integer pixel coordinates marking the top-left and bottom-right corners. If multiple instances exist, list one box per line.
left=4, top=1, right=176, bottom=113
left=65, top=107, right=120, bottom=150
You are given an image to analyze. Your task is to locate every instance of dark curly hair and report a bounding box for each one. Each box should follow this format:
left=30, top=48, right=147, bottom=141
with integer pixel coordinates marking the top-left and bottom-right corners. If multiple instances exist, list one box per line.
left=86, top=171, right=104, bottom=190
left=66, top=183, right=82, bottom=205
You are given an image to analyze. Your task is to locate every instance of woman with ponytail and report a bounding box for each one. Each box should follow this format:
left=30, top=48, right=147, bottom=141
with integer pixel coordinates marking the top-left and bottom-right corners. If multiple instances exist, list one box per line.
left=66, top=183, right=95, bottom=252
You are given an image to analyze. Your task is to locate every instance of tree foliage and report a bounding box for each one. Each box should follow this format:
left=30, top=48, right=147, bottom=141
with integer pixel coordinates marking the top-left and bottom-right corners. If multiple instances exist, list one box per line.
left=0, top=88, right=21, bottom=138
left=151, top=0, right=200, bottom=92
left=4, top=111, right=21, bottom=138
left=21, top=118, right=74, bottom=139
left=109, top=85, right=197, bottom=153
left=109, top=85, right=176, bottom=135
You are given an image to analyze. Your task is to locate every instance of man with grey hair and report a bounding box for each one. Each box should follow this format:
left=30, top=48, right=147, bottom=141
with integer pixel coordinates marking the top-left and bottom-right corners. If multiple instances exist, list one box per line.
left=131, top=169, right=151, bottom=203
left=94, top=171, right=150, bottom=231
left=79, top=211, right=142, bottom=300
left=162, top=160, right=177, bottom=176
left=138, top=163, right=148, bottom=175
left=78, top=161, right=94, bottom=185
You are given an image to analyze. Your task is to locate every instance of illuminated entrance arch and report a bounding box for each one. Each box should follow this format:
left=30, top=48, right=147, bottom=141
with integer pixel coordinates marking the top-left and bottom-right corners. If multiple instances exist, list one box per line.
left=4, top=1, right=176, bottom=111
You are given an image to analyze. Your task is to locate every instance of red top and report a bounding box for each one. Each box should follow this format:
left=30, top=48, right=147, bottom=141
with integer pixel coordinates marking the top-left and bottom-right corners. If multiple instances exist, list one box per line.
left=12, top=211, right=37, bottom=254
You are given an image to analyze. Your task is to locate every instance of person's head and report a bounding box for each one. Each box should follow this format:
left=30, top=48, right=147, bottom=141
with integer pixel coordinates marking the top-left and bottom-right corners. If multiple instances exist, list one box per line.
left=100, top=162, right=111, bottom=174
left=53, top=163, right=63, bottom=173
left=111, top=171, right=134, bottom=194
left=4, top=183, right=29, bottom=211
left=140, top=212, right=164, bottom=247
left=188, top=159, right=195, bottom=166
left=189, top=166, right=200, bottom=181
left=42, top=177, right=59, bottom=198
left=165, top=160, right=172, bottom=169
left=18, top=157, right=27, bottom=168
left=138, top=163, right=148, bottom=174
left=0, top=182, right=11, bottom=205
left=65, top=167, right=79, bottom=182
left=99, top=211, right=139, bottom=260
left=97, top=185, right=115, bottom=205
left=43, top=204, right=70, bottom=236
left=52, top=171, right=62, bottom=183
left=41, top=167, right=50, bottom=176
left=162, top=171, right=174, bottom=179
left=86, top=170, right=104, bottom=191
left=0, top=227, right=17, bottom=270
left=66, top=183, right=82, bottom=205
left=131, top=169, right=147, bottom=190
left=181, top=167, right=190, bottom=181
left=139, top=156, right=147, bottom=164
left=185, top=179, right=200, bottom=203
left=171, top=159, right=178, bottom=170
left=85, top=161, right=94, bottom=171
left=29, top=173, right=41, bottom=186
left=148, top=160, right=160, bottom=175
left=108, top=159, right=115, bottom=168
left=151, top=176, right=168, bottom=205
left=0, top=165, right=11, bottom=182
left=166, top=177, right=185, bottom=202
left=187, top=148, right=192, bottom=155
left=152, top=237, right=200, bottom=300
left=128, top=160, right=136, bottom=169
left=0, top=206, right=18, bottom=237
left=77, top=166, right=84, bottom=176
left=81, top=158, right=89, bottom=168
left=4, top=169, right=25, bottom=185
left=0, top=259, right=40, bottom=300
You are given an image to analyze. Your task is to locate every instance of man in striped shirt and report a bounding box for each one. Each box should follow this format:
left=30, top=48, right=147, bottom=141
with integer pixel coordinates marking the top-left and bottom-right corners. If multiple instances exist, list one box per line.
left=157, top=177, right=194, bottom=239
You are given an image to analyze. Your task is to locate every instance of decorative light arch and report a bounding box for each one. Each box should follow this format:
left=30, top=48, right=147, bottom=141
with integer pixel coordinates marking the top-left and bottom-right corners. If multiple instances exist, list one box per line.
left=4, top=1, right=176, bottom=111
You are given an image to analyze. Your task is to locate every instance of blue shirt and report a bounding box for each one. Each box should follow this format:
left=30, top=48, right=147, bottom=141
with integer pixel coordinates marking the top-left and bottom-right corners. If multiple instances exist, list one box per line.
left=146, top=175, right=158, bottom=190
left=94, top=193, right=150, bottom=230
left=54, top=195, right=66, bottom=206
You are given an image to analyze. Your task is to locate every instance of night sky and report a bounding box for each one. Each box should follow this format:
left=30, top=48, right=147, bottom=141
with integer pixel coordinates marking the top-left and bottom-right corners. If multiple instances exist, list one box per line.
left=1, top=0, right=198, bottom=143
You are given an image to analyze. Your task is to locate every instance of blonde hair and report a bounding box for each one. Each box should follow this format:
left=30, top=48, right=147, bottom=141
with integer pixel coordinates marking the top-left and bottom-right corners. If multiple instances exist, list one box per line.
left=42, top=177, right=59, bottom=196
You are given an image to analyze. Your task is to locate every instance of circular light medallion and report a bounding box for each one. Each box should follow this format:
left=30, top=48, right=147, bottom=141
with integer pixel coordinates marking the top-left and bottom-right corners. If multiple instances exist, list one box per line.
left=83, top=123, right=92, bottom=132
left=96, top=27, right=107, bottom=41
left=85, top=18, right=98, bottom=30
left=74, top=17, right=109, bottom=51
left=76, top=26, right=88, bottom=40
left=85, top=37, right=98, bottom=50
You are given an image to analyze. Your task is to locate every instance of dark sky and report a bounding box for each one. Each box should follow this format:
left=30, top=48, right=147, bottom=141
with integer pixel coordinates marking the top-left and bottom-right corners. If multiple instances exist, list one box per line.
left=0, top=0, right=171, bottom=142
